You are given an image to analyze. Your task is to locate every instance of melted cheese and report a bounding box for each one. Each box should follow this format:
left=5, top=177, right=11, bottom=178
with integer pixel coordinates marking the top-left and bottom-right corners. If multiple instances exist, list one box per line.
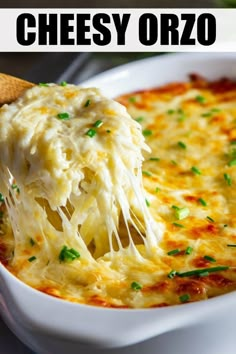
left=0, top=78, right=236, bottom=308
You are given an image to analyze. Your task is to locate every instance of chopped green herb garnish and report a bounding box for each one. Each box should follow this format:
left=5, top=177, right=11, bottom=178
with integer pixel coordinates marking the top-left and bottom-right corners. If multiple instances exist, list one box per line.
left=178, top=141, right=187, bottom=149
left=230, top=141, right=236, bottom=145
left=191, top=166, right=202, bottom=175
left=206, top=216, right=215, bottom=223
left=172, top=222, right=184, bottom=228
left=228, top=159, right=236, bottom=167
left=59, top=245, right=80, bottom=262
left=172, top=205, right=180, bottom=210
left=224, top=224, right=228, bottom=228
left=199, top=271, right=209, bottom=277
left=0, top=193, right=4, bottom=202
left=174, top=207, right=190, bottom=220
left=155, top=187, right=160, bottom=193
left=85, top=128, right=96, bottom=138
left=195, top=95, right=206, bottom=104
left=198, top=198, right=207, bottom=206
left=0, top=211, right=4, bottom=218
left=179, top=294, right=190, bottom=303
left=185, top=246, right=193, bottom=255
left=84, top=99, right=91, bottom=107
left=168, top=270, right=177, bottom=279
left=167, top=249, right=180, bottom=256
left=142, top=129, right=152, bottom=137
left=150, top=157, right=160, bottom=161
left=142, top=170, right=152, bottom=177
left=60, top=81, right=67, bottom=86
left=93, top=120, right=103, bottom=128
left=171, top=160, right=178, bottom=165
left=39, top=82, right=49, bottom=87
left=224, top=173, right=232, bottom=186
left=145, top=199, right=150, bottom=207
left=227, top=244, right=236, bottom=247
left=204, top=255, right=216, bottom=263
left=28, top=256, right=36, bottom=262
left=201, top=112, right=212, bottom=118
left=30, top=238, right=36, bottom=246
left=106, top=130, right=111, bottom=133
left=178, top=266, right=229, bottom=278
left=135, top=116, right=144, bottom=123
left=131, top=281, right=142, bottom=291
left=57, top=112, right=70, bottom=120
left=211, top=108, right=221, bottom=113
left=167, top=109, right=175, bottom=115
left=129, top=96, right=136, bottom=103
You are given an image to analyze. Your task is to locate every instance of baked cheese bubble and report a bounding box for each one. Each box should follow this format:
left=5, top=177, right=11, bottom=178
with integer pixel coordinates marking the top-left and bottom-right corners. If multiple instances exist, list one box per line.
left=0, top=84, right=163, bottom=274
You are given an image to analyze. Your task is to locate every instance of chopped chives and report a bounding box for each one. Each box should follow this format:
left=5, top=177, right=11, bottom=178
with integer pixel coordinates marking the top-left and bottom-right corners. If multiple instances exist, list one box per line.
left=155, top=187, right=160, bottom=193
left=60, top=81, right=67, bottom=86
left=142, top=129, right=152, bottom=137
left=230, top=141, right=236, bottom=145
left=168, top=270, right=177, bottom=279
left=198, top=198, right=207, bottom=206
left=129, top=96, right=136, bottom=103
left=0, top=193, right=4, bottom=202
left=93, top=120, right=103, bottom=128
left=28, top=256, right=36, bottom=262
left=227, top=244, right=236, bottom=247
left=145, top=199, right=150, bottom=207
left=167, top=249, right=180, bottom=256
left=201, top=112, right=212, bottom=118
left=84, top=99, right=91, bottom=107
left=224, top=173, right=232, bottom=186
left=85, top=128, right=96, bottom=138
left=211, top=108, right=221, bottom=113
left=191, top=166, right=202, bottom=175
left=178, top=141, right=187, bottom=149
left=179, top=294, right=190, bottom=303
left=131, top=281, right=142, bottom=291
left=57, top=112, right=70, bottom=120
left=174, top=207, right=189, bottom=220
left=149, top=157, right=160, bottom=161
left=39, top=82, right=49, bottom=87
left=167, top=109, right=175, bottom=114
left=206, top=216, right=215, bottom=223
left=30, top=238, right=36, bottom=246
left=185, top=246, right=193, bottom=255
left=195, top=95, right=206, bottom=104
left=135, top=116, right=144, bottom=123
left=59, top=245, right=80, bottom=262
left=204, top=255, right=216, bottom=263
left=106, top=130, right=111, bottom=133
left=0, top=211, right=4, bottom=218
left=228, top=159, right=236, bottom=167
left=142, top=170, right=152, bottom=177
left=178, top=266, right=229, bottom=277
left=171, top=160, right=178, bottom=165
left=172, top=222, right=184, bottom=228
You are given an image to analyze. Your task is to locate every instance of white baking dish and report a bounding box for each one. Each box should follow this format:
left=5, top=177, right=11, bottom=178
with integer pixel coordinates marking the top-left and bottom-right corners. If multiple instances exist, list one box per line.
left=1, top=53, right=236, bottom=354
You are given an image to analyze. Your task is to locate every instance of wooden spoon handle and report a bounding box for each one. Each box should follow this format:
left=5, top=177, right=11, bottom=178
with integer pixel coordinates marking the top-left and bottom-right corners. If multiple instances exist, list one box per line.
left=0, top=73, right=34, bottom=106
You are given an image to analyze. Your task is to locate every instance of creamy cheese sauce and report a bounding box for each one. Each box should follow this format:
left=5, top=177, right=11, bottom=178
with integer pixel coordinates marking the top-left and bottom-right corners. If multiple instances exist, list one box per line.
left=0, top=78, right=236, bottom=308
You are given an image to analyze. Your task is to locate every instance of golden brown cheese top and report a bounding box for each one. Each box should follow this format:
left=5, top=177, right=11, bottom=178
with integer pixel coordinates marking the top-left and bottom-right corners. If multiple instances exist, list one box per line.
left=1, top=76, right=236, bottom=308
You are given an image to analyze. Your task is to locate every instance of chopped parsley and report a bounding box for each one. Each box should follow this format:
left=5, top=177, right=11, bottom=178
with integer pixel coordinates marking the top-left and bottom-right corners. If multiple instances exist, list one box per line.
left=28, top=256, right=37, bottom=262
left=142, top=129, right=152, bottom=137
left=57, top=112, right=70, bottom=120
left=84, top=99, right=91, bottom=107
left=179, top=294, right=190, bottom=303
left=224, top=173, right=232, bottom=186
left=191, top=166, right=202, bottom=175
left=59, top=246, right=80, bottom=262
left=85, top=128, right=96, bottom=138
left=167, top=248, right=180, bottom=256
left=178, top=141, right=187, bottom=149
left=131, top=281, right=142, bottom=291
left=204, top=255, right=216, bottom=263
left=198, top=198, right=207, bottom=206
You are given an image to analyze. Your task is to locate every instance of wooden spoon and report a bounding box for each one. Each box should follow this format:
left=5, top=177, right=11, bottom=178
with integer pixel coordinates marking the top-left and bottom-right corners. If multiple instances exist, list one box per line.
left=0, top=73, right=34, bottom=106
